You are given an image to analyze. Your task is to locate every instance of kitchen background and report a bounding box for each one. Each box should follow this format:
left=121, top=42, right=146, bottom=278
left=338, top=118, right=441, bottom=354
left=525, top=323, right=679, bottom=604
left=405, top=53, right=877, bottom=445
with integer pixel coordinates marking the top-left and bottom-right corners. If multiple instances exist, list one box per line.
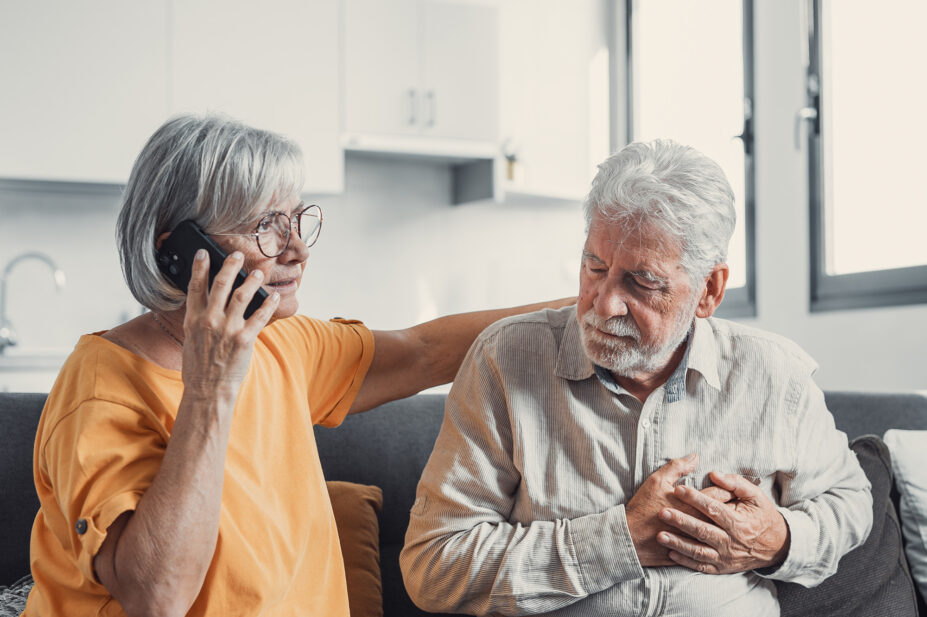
left=1, top=0, right=925, bottom=393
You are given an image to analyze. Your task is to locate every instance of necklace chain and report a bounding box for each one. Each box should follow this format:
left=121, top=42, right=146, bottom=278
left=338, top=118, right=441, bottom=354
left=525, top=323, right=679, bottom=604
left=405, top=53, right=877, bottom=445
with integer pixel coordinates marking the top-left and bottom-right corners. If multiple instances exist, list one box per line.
left=151, top=313, right=184, bottom=348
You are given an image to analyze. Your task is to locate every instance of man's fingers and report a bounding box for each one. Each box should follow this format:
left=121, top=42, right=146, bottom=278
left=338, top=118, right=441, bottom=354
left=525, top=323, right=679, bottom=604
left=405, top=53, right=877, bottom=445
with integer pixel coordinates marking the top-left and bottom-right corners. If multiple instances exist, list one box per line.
left=708, top=471, right=764, bottom=503
left=657, top=530, right=721, bottom=565
left=659, top=507, right=727, bottom=548
left=701, top=486, right=734, bottom=503
left=658, top=453, right=699, bottom=485
left=673, top=484, right=737, bottom=530
left=666, top=549, right=721, bottom=575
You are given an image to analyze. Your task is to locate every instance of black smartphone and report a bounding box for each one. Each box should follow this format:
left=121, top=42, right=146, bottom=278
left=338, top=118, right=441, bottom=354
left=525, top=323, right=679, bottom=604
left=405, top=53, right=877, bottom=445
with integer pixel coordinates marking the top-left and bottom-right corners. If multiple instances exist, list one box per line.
left=156, top=220, right=269, bottom=319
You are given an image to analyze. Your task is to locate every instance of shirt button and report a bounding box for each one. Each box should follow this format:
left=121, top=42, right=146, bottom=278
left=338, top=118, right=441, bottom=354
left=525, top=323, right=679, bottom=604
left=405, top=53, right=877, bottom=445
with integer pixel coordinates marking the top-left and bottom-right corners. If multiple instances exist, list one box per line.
left=641, top=418, right=651, bottom=429
left=75, top=519, right=88, bottom=535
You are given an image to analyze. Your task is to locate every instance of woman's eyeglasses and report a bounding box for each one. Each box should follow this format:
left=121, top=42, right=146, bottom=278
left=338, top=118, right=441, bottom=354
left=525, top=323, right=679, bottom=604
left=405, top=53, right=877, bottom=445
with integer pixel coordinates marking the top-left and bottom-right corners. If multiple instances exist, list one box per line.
left=212, top=203, right=322, bottom=258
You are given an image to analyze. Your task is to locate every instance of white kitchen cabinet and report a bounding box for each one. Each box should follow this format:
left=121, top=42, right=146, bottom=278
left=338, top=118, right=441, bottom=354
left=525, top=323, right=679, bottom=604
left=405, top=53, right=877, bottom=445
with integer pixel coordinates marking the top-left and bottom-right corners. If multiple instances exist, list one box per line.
left=170, top=0, right=343, bottom=194
left=498, top=0, right=610, bottom=202
left=343, top=0, right=498, bottom=156
left=0, top=1, right=171, bottom=184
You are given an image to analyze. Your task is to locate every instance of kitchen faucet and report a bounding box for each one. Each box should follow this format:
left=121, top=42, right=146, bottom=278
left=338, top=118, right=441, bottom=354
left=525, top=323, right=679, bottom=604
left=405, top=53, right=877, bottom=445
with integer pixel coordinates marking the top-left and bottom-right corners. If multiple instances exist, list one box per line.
left=0, top=252, right=67, bottom=354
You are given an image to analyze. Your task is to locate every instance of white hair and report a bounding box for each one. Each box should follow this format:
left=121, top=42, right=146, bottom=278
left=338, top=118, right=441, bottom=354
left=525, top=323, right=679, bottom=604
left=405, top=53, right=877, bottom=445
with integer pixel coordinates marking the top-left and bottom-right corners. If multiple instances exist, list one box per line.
left=583, top=139, right=736, bottom=282
left=116, top=113, right=305, bottom=312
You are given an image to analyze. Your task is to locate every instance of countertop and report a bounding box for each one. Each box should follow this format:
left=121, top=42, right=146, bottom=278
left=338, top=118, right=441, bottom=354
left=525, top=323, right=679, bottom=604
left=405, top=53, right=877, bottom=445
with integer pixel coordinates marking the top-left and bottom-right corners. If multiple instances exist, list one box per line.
left=0, top=349, right=70, bottom=371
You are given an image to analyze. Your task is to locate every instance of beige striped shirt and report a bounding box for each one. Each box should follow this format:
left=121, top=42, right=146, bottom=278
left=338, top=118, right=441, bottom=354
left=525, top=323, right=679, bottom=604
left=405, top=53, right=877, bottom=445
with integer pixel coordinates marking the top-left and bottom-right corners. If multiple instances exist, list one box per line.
left=401, top=306, right=872, bottom=617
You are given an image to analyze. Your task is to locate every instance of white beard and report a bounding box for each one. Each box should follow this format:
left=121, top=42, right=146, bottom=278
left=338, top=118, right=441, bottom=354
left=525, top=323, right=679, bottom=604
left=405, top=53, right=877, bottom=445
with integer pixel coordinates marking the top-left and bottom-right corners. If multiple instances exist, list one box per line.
left=579, top=295, right=699, bottom=376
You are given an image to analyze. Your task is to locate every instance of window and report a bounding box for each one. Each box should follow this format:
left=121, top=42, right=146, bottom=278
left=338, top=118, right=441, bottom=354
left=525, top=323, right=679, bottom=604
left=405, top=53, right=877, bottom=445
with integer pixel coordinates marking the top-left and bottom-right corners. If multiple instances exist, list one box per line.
left=806, top=0, right=927, bottom=311
left=627, top=0, right=755, bottom=317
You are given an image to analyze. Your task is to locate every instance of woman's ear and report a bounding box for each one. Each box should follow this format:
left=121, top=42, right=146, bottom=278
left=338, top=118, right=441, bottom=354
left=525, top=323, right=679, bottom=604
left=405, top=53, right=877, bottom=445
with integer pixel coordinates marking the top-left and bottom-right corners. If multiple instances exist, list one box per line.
left=155, top=231, right=171, bottom=251
left=695, top=263, right=730, bottom=318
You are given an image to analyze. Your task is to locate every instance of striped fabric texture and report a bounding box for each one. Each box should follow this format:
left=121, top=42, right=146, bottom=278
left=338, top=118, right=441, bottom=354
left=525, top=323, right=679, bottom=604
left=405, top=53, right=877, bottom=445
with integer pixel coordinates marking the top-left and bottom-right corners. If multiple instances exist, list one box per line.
left=401, top=306, right=872, bottom=617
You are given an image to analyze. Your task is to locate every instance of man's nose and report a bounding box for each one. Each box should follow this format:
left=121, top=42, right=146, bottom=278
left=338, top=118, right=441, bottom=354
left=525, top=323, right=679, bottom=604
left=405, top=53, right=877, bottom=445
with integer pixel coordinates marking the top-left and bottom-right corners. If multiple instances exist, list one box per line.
left=594, top=285, right=629, bottom=318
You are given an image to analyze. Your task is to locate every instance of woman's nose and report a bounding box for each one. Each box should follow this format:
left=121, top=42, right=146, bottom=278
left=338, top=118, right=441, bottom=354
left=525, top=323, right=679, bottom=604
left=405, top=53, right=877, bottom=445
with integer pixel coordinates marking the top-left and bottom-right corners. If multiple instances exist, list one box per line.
left=280, top=233, right=310, bottom=263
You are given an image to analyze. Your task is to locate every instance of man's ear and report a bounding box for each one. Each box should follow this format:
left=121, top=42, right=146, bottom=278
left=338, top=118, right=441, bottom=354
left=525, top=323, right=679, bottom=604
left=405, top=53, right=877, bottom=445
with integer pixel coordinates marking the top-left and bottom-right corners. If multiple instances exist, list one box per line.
left=155, top=231, right=171, bottom=251
left=695, top=263, right=730, bottom=318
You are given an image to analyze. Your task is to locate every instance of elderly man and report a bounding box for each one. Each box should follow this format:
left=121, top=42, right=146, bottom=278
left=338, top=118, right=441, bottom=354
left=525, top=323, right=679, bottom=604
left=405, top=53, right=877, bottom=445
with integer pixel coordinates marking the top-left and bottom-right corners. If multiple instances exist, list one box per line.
left=400, top=140, right=872, bottom=617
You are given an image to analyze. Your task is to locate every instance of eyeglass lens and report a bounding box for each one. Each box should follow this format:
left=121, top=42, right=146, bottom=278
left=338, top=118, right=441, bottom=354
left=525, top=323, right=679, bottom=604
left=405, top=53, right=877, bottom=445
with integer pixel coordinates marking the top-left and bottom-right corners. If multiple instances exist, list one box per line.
left=255, top=206, right=322, bottom=257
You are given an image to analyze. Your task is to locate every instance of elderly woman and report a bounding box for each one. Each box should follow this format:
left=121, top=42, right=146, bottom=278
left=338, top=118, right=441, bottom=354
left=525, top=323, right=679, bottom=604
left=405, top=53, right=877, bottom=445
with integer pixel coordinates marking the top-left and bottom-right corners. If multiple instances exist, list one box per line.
left=23, top=114, right=571, bottom=616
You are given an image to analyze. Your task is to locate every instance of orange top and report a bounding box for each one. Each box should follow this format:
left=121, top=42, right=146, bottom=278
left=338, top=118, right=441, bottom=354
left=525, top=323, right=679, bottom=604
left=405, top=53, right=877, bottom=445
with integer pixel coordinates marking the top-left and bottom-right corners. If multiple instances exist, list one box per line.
left=24, top=315, right=374, bottom=616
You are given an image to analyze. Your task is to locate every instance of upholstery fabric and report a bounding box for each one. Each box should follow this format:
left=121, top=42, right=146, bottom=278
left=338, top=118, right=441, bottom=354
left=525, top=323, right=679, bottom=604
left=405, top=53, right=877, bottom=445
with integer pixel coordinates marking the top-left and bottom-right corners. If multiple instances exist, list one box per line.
left=316, top=395, right=461, bottom=617
left=328, top=481, right=384, bottom=617
left=776, top=435, right=918, bottom=617
left=5, top=392, right=927, bottom=616
left=883, top=429, right=927, bottom=603
left=0, top=393, right=44, bottom=586
left=825, top=392, right=927, bottom=439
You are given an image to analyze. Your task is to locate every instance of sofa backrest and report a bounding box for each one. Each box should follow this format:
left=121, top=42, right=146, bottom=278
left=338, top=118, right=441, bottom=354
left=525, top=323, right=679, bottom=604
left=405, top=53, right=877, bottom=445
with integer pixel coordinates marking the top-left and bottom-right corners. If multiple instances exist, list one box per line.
left=0, top=392, right=45, bottom=586
left=314, top=394, right=451, bottom=616
left=3, top=390, right=926, bottom=614
left=313, top=391, right=927, bottom=617
left=826, top=391, right=927, bottom=438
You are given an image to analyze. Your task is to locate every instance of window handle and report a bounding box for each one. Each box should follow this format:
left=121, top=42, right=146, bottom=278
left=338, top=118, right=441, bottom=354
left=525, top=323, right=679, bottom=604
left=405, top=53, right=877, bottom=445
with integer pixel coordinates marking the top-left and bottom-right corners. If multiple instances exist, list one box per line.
left=734, top=118, right=754, bottom=157
left=794, top=106, right=818, bottom=150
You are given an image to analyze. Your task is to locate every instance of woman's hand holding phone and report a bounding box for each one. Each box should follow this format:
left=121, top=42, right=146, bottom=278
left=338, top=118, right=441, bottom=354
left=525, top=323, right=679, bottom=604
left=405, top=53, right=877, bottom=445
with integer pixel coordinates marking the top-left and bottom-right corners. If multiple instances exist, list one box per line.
left=181, top=249, right=280, bottom=401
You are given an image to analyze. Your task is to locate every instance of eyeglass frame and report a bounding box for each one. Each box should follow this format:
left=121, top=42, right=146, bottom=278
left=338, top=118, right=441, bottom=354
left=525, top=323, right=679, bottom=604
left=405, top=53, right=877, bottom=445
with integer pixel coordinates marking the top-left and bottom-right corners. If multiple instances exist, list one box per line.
left=210, top=203, right=323, bottom=258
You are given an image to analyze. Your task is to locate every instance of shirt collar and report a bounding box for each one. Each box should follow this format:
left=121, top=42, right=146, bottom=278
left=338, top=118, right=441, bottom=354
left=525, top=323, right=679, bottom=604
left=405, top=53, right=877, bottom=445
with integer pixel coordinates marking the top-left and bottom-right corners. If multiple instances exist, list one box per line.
left=687, top=317, right=721, bottom=391
left=590, top=326, right=693, bottom=402
left=557, top=313, right=721, bottom=397
left=554, top=311, right=596, bottom=381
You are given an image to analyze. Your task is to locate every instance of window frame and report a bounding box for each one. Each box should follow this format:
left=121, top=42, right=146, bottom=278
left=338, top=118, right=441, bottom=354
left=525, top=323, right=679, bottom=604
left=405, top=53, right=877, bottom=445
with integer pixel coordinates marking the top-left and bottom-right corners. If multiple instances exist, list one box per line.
left=806, top=0, right=927, bottom=312
left=624, top=0, right=757, bottom=318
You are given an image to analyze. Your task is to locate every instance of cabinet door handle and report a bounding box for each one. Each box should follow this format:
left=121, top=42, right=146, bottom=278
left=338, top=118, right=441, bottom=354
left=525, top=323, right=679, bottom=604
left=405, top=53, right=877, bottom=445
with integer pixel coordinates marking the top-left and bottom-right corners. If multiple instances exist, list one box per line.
left=425, top=90, right=436, bottom=127
left=407, top=89, right=418, bottom=126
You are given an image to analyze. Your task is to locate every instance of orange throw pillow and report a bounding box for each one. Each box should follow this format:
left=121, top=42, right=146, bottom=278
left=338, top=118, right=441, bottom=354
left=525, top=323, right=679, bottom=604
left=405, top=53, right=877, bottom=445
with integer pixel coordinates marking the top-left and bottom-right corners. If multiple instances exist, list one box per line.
left=327, top=481, right=384, bottom=617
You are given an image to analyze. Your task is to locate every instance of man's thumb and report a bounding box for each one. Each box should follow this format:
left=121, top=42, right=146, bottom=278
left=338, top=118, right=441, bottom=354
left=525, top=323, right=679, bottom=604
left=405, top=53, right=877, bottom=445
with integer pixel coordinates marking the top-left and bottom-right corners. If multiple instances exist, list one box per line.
left=665, top=452, right=698, bottom=480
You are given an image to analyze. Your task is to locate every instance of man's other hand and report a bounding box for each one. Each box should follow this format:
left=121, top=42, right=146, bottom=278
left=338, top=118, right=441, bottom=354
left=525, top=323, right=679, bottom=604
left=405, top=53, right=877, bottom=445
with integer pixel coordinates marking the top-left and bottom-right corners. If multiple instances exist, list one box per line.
left=625, top=454, right=732, bottom=567
left=656, top=470, right=790, bottom=574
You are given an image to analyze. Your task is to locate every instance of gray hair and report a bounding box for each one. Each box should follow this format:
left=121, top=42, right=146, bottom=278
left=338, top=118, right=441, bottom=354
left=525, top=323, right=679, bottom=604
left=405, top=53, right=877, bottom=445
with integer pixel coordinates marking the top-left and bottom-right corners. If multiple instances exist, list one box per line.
left=583, top=139, right=735, bottom=282
left=117, top=113, right=305, bottom=311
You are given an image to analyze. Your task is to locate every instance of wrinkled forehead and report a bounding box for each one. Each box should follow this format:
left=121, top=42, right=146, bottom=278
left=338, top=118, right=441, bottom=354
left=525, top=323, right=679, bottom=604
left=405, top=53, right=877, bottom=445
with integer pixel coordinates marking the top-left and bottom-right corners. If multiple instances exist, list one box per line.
left=585, top=211, right=684, bottom=267
left=251, top=192, right=302, bottom=217
left=225, top=193, right=301, bottom=231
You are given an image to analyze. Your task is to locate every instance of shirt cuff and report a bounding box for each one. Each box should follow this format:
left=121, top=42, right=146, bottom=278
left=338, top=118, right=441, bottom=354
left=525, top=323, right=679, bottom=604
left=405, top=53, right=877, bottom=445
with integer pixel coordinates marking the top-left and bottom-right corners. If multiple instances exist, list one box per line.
left=569, top=503, right=645, bottom=592
left=76, top=490, right=143, bottom=584
left=754, top=506, right=814, bottom=583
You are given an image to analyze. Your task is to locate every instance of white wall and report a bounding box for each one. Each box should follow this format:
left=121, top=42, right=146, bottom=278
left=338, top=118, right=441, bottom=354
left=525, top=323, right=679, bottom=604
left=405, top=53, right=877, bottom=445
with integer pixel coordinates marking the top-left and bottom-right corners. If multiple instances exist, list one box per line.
left=741, top=0, right=927, bottom=392
left=1, top=0, right=924, bottom=393
left=0, top=183, right=136, bottom=353
left=300, top=155, right=584, bottom=330
left=0, top=155, right=584, bottom=392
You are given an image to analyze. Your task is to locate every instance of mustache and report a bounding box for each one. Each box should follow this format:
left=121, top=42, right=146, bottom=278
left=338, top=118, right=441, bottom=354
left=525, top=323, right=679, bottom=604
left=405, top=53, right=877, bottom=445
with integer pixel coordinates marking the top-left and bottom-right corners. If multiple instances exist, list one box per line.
left=581, top=310, right=641, bottom=341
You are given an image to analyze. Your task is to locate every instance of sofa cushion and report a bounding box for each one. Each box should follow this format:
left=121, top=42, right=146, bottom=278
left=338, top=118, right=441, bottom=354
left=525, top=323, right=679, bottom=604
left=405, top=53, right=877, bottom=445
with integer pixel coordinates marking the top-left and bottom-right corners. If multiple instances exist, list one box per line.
left=328, top=481, right=384, bottom=617
left=883, top=430, right=927, bottom=604
left=776, top=435, right=919, bottom=616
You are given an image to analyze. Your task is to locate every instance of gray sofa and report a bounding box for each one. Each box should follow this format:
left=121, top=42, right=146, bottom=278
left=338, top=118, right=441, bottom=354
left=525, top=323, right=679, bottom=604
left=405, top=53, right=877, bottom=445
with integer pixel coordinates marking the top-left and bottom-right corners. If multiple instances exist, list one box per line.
left=2, top=391, right=926, bottom=616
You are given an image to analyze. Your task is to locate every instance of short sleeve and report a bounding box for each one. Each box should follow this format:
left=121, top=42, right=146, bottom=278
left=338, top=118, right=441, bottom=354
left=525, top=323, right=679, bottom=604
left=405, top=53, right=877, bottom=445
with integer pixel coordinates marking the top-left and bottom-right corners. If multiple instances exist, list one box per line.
left=262, top=316, right=374, bottom=427
left=39, top=399, right=167, bottom=583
